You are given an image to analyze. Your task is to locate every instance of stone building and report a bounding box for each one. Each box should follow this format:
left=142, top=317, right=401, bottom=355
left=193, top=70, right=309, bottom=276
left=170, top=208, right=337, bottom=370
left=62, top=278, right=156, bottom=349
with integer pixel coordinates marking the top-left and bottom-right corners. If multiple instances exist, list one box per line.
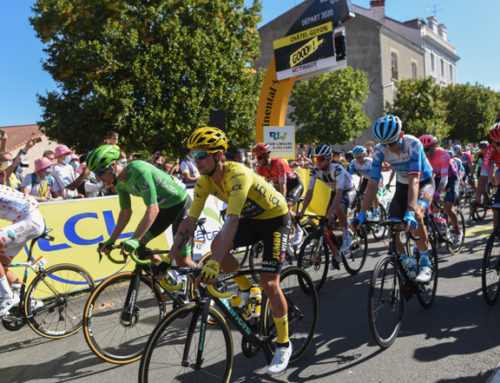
left=256, top=0, right=459, bottom=145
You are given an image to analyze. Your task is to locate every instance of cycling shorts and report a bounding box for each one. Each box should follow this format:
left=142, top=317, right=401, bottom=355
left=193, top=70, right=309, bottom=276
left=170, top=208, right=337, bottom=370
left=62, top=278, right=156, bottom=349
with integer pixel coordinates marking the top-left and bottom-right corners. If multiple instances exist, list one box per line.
left=435, top=176, right=459, bottom=204
left=327, top=187, right=356, bottom=211
left=145, top=195, right=192, bottom=257
left=389, top=178, right=435, bottom=219
left=286, top=177, right=304, bottom=205
left=0, top=209, right=45, bottom=264
left=232, top=213, right=291, bottom=274
left=359, top=178, right=369, bottom=195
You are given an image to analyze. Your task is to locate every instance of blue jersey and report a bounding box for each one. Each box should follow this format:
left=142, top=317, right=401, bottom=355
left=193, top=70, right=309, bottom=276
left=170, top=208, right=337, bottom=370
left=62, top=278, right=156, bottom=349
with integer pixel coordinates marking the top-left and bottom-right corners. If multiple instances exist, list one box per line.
left=370, top=135, right=433, bottom=185
left=348, top=157, right=373, bottom=177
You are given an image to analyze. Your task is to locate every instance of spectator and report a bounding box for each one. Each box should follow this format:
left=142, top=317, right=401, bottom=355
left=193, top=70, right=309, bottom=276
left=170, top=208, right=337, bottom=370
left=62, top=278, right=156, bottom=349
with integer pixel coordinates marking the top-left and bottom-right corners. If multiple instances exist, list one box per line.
left=180, top=150, right=200, bottom=187
left=170, top=158, right=181, bottom=178
left=0, top=138, right=38, bottom=190
left=70, top=154, right=81, bottom=175
left=307, top=142, right=316, bottom=158
left=226, top=148, right=247, bottom=164
left=119, top=151, right=128, bottom=166
left=363, top=140, right=375, bottom=157
left=21, top=157, right=62, bottom=202
left=103, top=130, right=119, bottom=146
left=52, top=145, right=88, bottom=199
left=43, top=150, right=56, bottom=163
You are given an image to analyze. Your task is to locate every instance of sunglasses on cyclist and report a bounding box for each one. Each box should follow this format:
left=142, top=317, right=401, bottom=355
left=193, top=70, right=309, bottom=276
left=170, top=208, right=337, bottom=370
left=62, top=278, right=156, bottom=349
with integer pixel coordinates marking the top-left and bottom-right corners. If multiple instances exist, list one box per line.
left=424, top=146, right=433, bottom=152
left=256, top=155, right=267, bottom=161
left=192, top=150, right=216, bottom=160
left=493, top=141, right=500, bottom=147
left=94, top=167, right=109, bottom=177
left=381, top=138, right=401, bottom=148
left=313, top=156, right=329, bottom=163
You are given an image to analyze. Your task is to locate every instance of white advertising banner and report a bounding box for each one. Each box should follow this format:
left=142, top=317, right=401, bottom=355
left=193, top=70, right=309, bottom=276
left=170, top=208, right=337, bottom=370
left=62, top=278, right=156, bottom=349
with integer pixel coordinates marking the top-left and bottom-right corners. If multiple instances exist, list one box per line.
left=263, top=126, right=296, bottom=159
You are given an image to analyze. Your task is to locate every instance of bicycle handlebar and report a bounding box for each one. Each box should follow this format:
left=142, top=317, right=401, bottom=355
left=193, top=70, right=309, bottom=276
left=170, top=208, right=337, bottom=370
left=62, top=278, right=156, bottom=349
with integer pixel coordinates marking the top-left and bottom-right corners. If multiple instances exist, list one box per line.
left=97, top=243, right=151, bottom=265
left=207, top=284, right=232, bottom=299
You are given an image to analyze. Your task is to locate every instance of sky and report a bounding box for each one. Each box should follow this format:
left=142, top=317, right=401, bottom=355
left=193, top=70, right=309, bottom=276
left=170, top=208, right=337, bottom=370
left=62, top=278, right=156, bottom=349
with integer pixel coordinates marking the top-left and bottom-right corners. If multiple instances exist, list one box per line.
left=1, top=0, right=499, bottom=127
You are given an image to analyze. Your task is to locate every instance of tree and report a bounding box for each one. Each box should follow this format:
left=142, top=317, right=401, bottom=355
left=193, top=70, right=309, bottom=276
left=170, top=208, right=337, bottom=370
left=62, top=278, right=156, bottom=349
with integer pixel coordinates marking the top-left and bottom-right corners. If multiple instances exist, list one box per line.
left=385, top=77, right=450, bottom=139
left=288, top=67, right=370, bottom=144
left=442, top=83, right=498, bottom=142
left=30, top=0, right=263, bottom=155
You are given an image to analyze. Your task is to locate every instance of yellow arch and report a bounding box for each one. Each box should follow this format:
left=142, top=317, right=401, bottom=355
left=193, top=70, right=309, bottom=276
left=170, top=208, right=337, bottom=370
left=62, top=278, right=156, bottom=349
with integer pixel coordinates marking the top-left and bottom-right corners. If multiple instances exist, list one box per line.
left=255, top=57, right=297, bottom=143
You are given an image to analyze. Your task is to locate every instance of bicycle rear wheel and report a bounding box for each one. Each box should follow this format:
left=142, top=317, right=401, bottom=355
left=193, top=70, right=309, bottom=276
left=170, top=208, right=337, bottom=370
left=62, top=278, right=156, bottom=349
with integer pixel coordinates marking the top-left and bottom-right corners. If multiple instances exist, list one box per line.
left=342, top=226, right=368, bottom=275
left=368, top=256, right=404, bottom=349
left=25, top=264, right=95, bottom=339
left=482, top=231, right=500, bottom=305
left=370, top=205, right=388, bottom=240
left=445, top=209, right=466, bottom=255
left=416, top=238, right=439, bottom=309
left=83, top=272, right=167, bottom=364
left=297, top=231, right=329, bottom=291
left=139, top=303, right=233, bottom=383
left=263, top=266, right=318, bottom=364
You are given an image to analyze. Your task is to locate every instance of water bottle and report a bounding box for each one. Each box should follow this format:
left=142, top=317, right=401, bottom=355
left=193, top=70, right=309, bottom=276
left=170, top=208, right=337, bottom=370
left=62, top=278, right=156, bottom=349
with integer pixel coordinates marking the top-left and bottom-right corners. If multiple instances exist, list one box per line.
left=177, top=273, right=187, bottom=295
left=249, top=286, right=262, bottom=318
left=231, top=291, right=251, bottom=321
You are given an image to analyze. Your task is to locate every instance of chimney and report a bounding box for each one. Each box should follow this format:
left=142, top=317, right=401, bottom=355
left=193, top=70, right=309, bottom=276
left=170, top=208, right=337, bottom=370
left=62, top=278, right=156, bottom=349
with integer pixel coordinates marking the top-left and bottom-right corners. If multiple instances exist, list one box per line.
left=427, top=16, right=438, bottom=33
left=438, top=24, right=447, bottom=41
left=370, top=0, right=385, bottom=21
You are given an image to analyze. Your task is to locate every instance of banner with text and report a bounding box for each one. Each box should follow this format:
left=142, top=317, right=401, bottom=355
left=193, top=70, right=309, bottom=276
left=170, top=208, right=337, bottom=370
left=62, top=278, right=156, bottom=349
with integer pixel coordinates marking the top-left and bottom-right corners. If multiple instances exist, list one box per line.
left=263, top=126, right=295, bottom=159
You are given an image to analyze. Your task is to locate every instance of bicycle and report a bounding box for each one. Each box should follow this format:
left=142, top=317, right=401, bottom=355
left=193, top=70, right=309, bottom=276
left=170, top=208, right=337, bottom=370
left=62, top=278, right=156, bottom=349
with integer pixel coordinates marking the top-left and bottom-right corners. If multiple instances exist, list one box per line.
left=427, top=199, right=466, bottom=255
left=481, top=205, right=500, bottom=305
left=138, top=265, right=318, bottom=382
left=471, top=182, right=494, bottom=221
left=297, top=214, right=368, bottom=291
left=83, top=219, right=212, bottom=364
left=2, top=229, right=95, bottom=338
left=367, top=219, right=438, bottom=349
left=351, top=188, right=389, bottom=240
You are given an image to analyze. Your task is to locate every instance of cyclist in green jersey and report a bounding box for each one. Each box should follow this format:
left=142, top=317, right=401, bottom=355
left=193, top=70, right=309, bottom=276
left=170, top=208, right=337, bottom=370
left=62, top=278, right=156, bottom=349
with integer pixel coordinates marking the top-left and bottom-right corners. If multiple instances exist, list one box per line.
left=87, top=145, right=194, bottom=268
left=167, top=127, right=293, bottom=375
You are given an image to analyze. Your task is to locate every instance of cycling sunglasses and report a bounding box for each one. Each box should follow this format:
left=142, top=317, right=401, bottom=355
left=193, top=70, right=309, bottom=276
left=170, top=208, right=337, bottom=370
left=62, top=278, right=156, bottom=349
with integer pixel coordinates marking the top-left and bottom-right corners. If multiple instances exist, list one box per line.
left=256, top=155, right=266, bottom=161
left=94, top=167, right=110, bottom=177
left=192, top=150, right=217, bottom=160
left=424, top=146, right=433, bottom=152
left=381, top=138, right=401, bottom=148
left=313, top=156, right=329, bottom=163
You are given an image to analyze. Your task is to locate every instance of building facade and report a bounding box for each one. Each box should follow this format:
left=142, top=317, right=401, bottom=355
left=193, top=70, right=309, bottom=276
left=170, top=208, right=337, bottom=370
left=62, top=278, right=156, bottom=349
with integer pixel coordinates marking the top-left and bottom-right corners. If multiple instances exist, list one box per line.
left=256, top=0, right=459, bottom=145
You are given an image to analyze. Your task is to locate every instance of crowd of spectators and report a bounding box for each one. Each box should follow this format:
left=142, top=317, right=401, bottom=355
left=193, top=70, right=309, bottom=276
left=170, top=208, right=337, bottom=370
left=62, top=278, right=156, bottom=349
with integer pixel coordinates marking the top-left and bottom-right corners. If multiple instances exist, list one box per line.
left=2, top=128, right=480, bottom=204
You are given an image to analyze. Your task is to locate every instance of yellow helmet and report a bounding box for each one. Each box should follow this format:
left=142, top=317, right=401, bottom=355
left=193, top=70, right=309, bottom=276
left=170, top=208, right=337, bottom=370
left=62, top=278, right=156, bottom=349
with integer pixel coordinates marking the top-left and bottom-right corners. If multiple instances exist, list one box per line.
left=187, top=127, right=228, bottom=151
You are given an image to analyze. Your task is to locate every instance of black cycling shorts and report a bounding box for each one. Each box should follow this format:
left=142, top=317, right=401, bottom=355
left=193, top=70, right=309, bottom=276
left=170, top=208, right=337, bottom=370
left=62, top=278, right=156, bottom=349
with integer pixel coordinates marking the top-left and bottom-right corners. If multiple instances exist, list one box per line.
left=359, top=178, right=369, bottom=195
left=146, top=195, right=192, bottom=256
left=232, top=213, right=291, bottom=274
left=389, top=178, right=435, bottom=219
left=435, top=176, right=459, bottom=203
left=327, top=187, right=356, bottom=211
left=286, top=177, right=304, bottom=205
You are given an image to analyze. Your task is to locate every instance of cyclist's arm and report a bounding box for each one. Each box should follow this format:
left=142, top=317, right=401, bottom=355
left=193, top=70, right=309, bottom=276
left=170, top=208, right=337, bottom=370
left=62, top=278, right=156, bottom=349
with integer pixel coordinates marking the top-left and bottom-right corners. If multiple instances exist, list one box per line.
left=327, top=187, right=343, bottom=215
left=298, top=189, right=313, bottom=216
left=133, top=202, right=159, bottom=241
left=359, top=180, right=378, bottom=212
left=169, top=216, right=197, bottom=260
left=407, top=174, right=419, bottom=211
left=109, top=208, right=132, bottom=240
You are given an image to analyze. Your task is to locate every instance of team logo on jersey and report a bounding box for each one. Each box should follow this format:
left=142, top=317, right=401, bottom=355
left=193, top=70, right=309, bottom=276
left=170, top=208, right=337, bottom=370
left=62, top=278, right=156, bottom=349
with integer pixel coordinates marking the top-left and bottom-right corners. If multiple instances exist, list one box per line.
left=6, top=230, right=16, bottom=240
left=231, top=184, right=242, bottom=191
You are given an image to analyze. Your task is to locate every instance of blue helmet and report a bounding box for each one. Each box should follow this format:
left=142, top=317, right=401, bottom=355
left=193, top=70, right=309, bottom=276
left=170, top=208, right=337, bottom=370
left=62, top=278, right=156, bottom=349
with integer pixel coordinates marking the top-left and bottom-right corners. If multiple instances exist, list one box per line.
left=352, top=145, right=367, bottom=156
left=372, top=115, right=402, bottom=143
left=453, top=144, right=461, bottom=153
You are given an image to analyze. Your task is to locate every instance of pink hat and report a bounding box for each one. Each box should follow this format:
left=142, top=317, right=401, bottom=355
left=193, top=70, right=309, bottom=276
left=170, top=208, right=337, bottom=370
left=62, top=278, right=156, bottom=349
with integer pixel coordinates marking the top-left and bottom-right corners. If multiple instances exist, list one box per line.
left=35, top=157, right=53, bottom=173
left=54, top=145, right=73, bottom=158
left=71, top=153, right=80, bottom=162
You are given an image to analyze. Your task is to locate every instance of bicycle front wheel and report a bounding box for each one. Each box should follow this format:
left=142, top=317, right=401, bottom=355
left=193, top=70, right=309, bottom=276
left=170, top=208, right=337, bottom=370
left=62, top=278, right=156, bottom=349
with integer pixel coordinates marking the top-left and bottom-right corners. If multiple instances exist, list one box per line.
left=368, top=256, right=404, bottom=349
left=25, top=264, right=95, bottom=339
left=263, top=266, right=318, bottom=364
left=139, top=303, right=233, bottom=383
left=342, top=226, right=368, bottom=275
left=482, top=231, right=500, bottom=305
left=370, top=205, right=388, bottom=240
left=297, top=231, right=329, bottom=291
left=83, top=272, right=167, bottom=364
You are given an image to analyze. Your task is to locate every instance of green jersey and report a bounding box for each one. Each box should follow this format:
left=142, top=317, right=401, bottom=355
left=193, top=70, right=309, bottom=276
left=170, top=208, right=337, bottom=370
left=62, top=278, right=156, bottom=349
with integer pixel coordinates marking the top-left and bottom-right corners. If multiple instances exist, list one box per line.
left=115, top=160, right=187, bottom=210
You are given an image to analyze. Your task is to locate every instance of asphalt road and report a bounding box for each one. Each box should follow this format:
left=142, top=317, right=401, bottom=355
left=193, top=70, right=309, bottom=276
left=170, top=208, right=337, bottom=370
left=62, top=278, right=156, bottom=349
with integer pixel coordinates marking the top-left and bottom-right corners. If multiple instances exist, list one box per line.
left=2, top=212, right=500, bottom=383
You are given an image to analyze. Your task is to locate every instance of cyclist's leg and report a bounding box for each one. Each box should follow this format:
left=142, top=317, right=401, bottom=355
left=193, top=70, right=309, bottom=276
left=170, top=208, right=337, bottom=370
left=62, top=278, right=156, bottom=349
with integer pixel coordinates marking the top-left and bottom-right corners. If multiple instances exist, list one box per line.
left=443, top=178, right=459, bottom=227
left=494, top=172, right=500, bottom=229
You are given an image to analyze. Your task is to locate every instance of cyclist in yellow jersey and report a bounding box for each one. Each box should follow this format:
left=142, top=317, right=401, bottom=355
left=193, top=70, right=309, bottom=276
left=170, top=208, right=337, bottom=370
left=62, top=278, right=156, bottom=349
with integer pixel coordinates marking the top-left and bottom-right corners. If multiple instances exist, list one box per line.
left=166, top=127, right=293, bottom=375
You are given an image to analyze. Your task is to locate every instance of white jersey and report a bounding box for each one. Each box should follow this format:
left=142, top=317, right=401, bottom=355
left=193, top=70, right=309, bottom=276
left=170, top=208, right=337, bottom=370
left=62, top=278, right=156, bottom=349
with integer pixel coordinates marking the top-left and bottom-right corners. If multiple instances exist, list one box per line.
left=0, top=184, right=39, bottom=222
left=308, top=162, right=353, bottom=191
left=348, top=157, right=373, bottom=177
left=52, top=163, right=78, bottom=199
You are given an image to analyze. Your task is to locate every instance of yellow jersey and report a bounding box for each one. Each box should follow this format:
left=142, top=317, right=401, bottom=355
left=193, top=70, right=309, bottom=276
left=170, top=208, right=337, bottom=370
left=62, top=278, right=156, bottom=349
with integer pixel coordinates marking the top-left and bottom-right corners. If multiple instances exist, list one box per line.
left=188, top=161, right=288, bottom=220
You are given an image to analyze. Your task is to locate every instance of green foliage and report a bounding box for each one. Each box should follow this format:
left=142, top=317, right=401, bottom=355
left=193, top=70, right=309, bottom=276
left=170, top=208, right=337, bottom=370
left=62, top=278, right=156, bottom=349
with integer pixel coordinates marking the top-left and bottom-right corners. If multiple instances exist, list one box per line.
left=30, top=0, right=263, bottom=156
left=441, top=83, right=498, bottom=142
left=288, top=67, right=370, bottom=144
left=385, top=77, right=450, bottom=139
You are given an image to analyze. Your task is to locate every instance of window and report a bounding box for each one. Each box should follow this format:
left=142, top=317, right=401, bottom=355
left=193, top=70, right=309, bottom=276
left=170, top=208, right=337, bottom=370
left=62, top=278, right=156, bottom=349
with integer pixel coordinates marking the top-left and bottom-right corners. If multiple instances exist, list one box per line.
left=411, top=62, right=417, bottom=79
left=430, top=53, right=435, bottom=72
left=391, top=52, right=398, bottom=80
left=449, top=64, right=453, bottom=82
left=440, top=58, right=445, bottom=77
